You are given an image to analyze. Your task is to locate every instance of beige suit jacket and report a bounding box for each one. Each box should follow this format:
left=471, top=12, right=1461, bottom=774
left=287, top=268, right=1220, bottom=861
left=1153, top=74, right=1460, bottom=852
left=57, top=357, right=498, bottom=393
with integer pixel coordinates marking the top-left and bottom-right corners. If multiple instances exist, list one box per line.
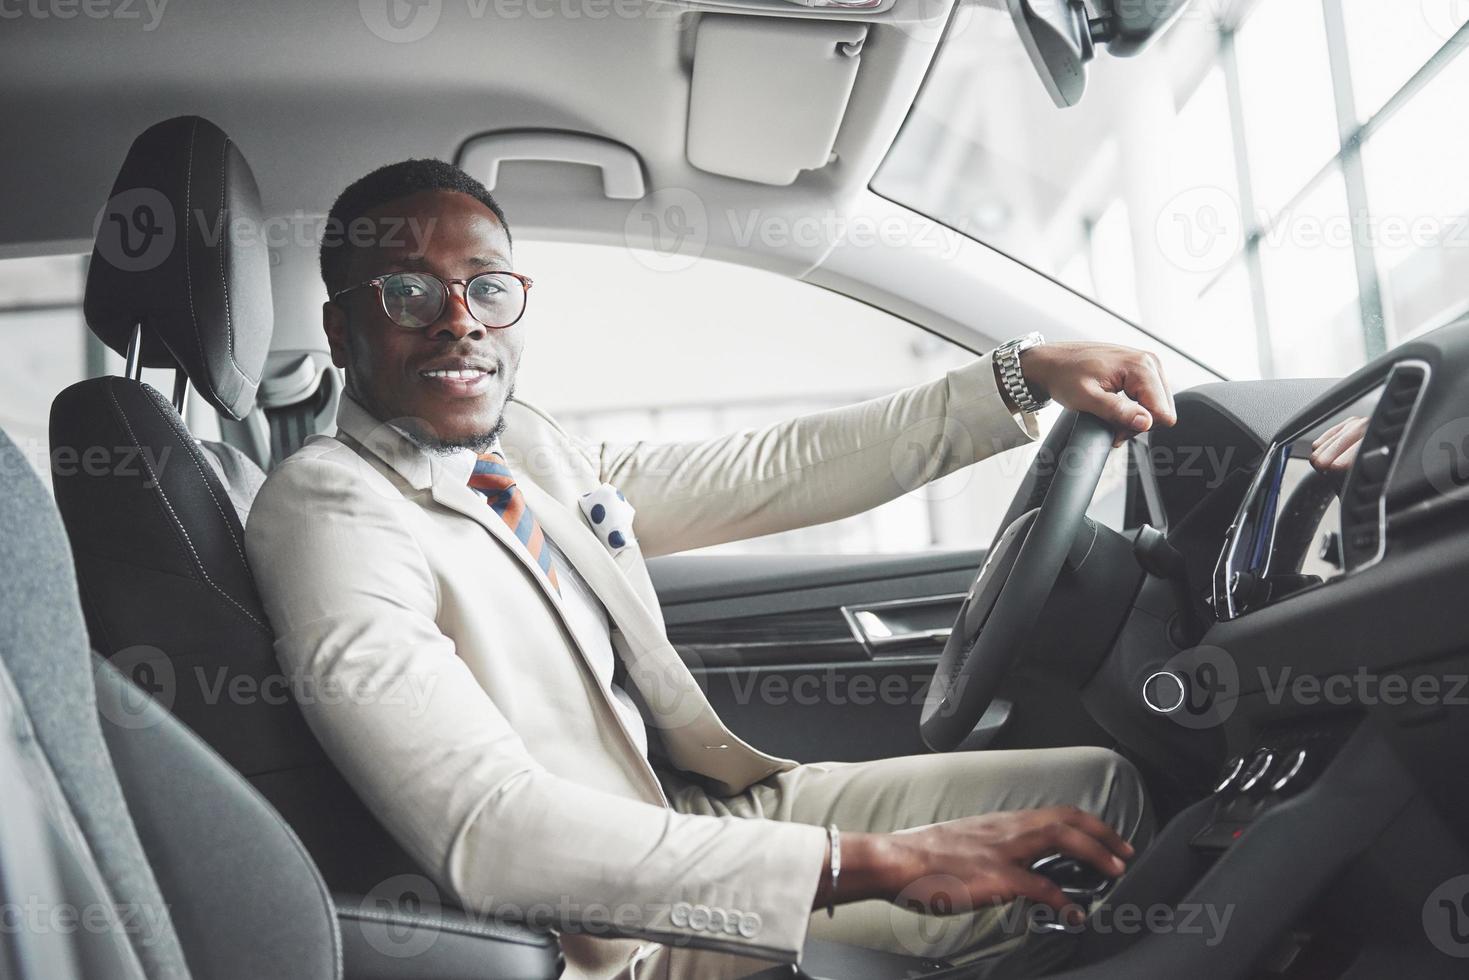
left=244, top=354, right=1036, bottom=978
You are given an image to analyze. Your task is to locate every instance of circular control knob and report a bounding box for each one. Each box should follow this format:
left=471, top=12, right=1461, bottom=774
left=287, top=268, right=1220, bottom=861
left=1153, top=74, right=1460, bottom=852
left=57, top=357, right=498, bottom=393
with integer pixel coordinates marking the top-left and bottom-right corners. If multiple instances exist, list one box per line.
left=1214, top=755, right=1245, bottom=794
left=1142, top=671, right=1186, bottom=713
left=1269, top=747, right=1309, bottom=795
left=1237, top=748, right=1276, bottom=794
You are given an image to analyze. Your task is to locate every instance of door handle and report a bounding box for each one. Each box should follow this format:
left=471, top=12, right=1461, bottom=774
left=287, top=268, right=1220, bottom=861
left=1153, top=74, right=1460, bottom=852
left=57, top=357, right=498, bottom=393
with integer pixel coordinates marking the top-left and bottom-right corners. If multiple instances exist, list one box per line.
left=840, top=594, right=965, bottom=658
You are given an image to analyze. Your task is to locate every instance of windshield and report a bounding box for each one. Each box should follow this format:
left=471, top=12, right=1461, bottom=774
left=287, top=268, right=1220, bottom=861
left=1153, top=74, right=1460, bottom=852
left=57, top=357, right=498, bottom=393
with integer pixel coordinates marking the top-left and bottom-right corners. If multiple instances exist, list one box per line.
left=874, top=0, right=1469, bottom=380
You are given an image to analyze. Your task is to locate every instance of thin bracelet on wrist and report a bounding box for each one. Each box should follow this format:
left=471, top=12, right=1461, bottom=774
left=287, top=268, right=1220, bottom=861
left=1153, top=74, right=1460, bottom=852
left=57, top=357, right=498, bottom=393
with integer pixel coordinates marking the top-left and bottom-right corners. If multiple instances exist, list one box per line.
left=826, top=824, right=841, bottom=918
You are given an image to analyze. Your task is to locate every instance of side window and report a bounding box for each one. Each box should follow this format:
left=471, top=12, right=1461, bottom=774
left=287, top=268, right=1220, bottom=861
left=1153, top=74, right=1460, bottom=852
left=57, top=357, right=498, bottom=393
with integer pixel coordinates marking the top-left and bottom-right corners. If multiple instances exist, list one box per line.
left=0, top=253, right=220, bottom=489
left=512, top=241, right=1042, bottom=556
left=0, top=255, right=89, bottom=484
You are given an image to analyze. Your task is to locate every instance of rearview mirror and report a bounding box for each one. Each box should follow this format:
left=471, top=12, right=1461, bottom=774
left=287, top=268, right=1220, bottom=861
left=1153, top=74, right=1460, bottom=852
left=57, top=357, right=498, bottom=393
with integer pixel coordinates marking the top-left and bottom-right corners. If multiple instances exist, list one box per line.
left=1096, top=0, right=1195, bottom=56
left=1006, top=0, right=1196, bottom=108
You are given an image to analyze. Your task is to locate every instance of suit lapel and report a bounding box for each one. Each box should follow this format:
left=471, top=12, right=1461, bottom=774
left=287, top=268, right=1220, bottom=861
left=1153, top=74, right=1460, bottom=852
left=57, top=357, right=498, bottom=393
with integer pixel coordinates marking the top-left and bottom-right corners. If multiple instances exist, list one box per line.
left=429, top=477, right=565, bottom=604
left=519, top=476, right=786, bottom=789
left=517, top=477, right=666, bottom=652
left=605, top=536, right=666, bottom=632
left=333, top=397, right=786, bottom=791
left=430, top=475, right=631, bottom=684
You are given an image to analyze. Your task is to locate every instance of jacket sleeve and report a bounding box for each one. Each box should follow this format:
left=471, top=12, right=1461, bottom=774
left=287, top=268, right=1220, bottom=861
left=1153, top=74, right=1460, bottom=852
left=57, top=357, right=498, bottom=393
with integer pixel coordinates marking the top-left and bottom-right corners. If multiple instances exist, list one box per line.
left=592, top=354, right=1039, bottom=557
left=244, top=452, right=828, bottom=963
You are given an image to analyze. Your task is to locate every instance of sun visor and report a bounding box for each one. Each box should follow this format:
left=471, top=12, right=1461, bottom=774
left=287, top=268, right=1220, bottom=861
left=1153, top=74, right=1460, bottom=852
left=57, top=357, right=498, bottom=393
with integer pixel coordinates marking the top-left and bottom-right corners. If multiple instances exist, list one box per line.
left=687, top=17, right=868, bottom=186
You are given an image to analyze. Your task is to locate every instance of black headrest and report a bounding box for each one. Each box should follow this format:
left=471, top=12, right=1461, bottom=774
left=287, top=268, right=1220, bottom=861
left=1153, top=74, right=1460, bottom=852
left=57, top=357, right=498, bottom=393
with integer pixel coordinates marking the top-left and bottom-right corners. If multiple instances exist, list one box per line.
left=85, top=116, right=273, bottom=420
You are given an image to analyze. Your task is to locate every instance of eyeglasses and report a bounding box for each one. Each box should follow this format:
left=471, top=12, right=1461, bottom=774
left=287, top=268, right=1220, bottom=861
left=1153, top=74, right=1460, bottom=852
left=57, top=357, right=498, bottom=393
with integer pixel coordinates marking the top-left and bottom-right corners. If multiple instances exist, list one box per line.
left=331, top=271, right=533, bottom=330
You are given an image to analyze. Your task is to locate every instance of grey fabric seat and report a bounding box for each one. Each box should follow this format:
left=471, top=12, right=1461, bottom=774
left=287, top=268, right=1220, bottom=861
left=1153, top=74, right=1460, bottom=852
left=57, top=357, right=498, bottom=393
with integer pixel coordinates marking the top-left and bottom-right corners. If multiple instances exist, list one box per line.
left=0, top=426, right=342, bottom=980
left=0, top=650, right=148, bottom=980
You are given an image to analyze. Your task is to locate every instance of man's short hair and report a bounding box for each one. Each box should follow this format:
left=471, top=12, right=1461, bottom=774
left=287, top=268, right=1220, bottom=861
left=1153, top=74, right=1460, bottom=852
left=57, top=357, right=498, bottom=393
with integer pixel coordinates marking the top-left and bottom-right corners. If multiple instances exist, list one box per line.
left=320, top=159, right=511, bottom=297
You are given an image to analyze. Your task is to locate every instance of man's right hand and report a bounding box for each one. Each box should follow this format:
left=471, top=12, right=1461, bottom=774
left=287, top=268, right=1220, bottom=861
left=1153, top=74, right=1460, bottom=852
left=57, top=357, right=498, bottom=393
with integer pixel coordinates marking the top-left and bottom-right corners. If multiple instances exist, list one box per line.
left=813, top=806, right=1134, bottom=923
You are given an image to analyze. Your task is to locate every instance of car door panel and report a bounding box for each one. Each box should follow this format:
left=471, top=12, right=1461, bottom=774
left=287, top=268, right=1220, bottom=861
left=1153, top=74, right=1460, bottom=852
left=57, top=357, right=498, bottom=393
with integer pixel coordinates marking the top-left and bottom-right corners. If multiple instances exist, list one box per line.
left=651, top=551, right=978, bottom=763
left=651, top=549, right=1117, bottom=764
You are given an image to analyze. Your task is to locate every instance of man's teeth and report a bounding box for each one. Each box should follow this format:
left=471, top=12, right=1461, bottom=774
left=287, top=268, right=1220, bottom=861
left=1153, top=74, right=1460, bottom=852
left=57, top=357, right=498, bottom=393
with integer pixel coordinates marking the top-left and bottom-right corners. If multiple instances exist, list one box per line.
left=422, top=369, right=490, bottom=379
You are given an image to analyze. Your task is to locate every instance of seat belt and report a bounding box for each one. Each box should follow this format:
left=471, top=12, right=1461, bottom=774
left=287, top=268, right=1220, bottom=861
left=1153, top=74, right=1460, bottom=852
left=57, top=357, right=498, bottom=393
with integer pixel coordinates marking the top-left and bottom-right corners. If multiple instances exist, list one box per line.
left=256, top=353, right=344, bottom=467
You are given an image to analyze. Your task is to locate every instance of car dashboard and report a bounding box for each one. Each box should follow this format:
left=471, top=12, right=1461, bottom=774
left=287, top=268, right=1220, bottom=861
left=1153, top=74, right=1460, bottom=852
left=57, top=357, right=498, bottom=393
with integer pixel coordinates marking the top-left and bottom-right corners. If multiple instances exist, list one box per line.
left=1051, top=315, right=1469, bottom=977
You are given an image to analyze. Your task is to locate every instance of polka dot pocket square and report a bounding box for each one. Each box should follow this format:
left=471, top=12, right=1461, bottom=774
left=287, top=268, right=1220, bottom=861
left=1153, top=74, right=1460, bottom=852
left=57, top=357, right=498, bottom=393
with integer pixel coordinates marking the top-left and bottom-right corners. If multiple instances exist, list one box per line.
left=579, top=483, right=637, bottom=554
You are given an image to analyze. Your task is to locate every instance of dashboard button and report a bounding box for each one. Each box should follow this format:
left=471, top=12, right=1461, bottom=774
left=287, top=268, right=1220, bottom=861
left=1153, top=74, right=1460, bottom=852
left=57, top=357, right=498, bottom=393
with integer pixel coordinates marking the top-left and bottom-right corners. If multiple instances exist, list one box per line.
left=1214, top=755, right=1245, bottom=794
left=1142, top=671, right=1187, bottom=713
left=1238, top=748, right=1276, bottom=794
left=1270, top=747, right=1309, bottom=795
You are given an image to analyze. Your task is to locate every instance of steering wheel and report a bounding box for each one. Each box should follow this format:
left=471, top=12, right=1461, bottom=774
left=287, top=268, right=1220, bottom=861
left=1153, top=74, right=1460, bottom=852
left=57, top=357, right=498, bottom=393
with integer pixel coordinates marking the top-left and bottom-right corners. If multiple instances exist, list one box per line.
left=920, top=411, right=1115, bottom=751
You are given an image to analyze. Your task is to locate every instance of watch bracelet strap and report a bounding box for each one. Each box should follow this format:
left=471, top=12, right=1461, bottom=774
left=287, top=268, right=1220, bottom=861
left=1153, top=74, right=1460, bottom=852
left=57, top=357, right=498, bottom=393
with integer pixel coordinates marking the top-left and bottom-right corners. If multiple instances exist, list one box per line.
left=996, top=338, right=1050, bottom=414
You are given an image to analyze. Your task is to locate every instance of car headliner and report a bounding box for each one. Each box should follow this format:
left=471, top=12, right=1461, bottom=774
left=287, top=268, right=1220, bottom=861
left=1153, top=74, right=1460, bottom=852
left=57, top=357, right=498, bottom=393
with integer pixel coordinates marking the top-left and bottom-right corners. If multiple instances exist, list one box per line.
left=0, top=0, right=1219, bottom=386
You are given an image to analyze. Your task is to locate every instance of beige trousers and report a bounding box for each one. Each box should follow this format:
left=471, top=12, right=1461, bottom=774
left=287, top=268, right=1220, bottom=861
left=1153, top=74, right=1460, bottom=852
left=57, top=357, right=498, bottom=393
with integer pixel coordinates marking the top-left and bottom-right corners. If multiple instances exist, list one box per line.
left=646, top=746, right=1154, bottom=980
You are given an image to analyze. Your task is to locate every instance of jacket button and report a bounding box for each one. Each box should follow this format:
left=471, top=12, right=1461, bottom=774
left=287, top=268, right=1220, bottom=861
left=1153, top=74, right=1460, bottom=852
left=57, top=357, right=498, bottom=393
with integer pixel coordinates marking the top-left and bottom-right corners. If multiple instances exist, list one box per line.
left=738, top=912, right=761, bottom=938
left=670, top=902, right=691, bottom=928
left=688, top=905, right=711, bottom=931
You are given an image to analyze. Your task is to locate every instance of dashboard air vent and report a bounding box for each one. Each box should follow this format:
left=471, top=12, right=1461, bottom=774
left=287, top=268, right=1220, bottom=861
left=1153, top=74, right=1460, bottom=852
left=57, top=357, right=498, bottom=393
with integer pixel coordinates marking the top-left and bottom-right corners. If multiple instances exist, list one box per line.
left=1339, top=362, right=1428, bottom=570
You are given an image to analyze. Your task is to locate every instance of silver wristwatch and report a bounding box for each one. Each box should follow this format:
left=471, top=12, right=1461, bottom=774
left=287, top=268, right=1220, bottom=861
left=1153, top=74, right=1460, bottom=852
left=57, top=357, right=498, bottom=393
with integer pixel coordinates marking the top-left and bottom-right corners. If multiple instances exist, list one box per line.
left=992, top=332, right=1051, bottom=415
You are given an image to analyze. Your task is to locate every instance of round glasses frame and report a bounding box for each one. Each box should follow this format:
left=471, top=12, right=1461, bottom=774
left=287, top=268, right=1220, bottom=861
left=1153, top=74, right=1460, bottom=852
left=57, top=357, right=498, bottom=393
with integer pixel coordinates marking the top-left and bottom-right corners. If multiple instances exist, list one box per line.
left=330, top=271, right=534, bottom=330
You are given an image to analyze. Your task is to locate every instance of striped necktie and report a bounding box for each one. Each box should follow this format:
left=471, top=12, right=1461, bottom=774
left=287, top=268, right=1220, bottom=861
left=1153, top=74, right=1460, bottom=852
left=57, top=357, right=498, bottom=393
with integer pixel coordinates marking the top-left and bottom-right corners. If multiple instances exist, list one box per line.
left=468, top=451, right=561, bottom=595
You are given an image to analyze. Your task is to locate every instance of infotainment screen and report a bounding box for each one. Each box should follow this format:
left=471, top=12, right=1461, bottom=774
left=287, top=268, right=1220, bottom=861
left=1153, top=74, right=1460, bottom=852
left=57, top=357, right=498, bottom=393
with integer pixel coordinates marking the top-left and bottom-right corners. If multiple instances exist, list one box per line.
left=1214, top=384, right=1386, bottom=619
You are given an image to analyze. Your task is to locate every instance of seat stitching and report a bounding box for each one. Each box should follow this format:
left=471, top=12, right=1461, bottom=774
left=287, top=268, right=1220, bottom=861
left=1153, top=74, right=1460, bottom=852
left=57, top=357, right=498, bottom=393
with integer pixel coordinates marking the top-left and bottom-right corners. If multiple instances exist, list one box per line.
left=105, top=384, right=268, bottom=631
left=88, top=387, right=214, bottom=595
left=139, top=384, right=251, bottom=570
left=217, top=138, right=260, bottom=387
left=181, top=117, right=222, bottom=406
left=219, top=140, right=234, bottom=371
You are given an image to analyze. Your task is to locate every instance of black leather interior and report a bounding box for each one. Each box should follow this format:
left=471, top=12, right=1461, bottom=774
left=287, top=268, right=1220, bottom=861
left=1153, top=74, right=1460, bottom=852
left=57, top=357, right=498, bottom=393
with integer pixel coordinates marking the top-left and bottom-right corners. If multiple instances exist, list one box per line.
left=334, top=892, right=561, bottom=980
left=50, top=376, right=320, bottom=775
left=47, top=115, right=564, bottom=979
left=53, top=112, right=427, bottom=880
left=84, top=115, right=271, bottom=420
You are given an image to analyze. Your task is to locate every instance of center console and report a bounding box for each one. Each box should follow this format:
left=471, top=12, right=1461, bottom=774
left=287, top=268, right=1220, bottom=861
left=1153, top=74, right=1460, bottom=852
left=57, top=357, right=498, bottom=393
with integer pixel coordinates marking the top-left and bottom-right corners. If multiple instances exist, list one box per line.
left=1188, top=716, right=1353, bottom=852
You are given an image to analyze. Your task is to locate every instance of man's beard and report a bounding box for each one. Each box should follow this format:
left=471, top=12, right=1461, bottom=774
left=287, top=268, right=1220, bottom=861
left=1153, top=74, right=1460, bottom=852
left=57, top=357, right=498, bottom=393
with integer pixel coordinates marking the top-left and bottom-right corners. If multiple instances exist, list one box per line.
left=352, top=376, right=515, bottom=456
left=401, top=383, right=516, bottom=455
left=406, top=413, right=508, bottom=455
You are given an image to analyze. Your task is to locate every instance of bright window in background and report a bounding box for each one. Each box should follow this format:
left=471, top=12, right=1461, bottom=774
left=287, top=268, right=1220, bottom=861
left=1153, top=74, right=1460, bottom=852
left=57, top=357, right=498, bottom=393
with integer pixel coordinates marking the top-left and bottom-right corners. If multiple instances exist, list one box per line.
left=1089, top=199, right=1140, bottom=321
left=0, top=255, right=90, bottom=483
left=0, top=253, right=221, bottom=488
left=1257, top=168, right=1365, bottom=378
left=1192, top=262, right=1259, bottom=379
left=1340, top=0, right=1458, bottom=120
left=1172, top=66, right=1240, bottom=217
left=1360, top=48, right=1469, bottom=344
left=513, top=240, right=1040, bottom=556
left=873, top=0, right=1469, bottom=381
left=1233, top=0, right=1339, bottom=219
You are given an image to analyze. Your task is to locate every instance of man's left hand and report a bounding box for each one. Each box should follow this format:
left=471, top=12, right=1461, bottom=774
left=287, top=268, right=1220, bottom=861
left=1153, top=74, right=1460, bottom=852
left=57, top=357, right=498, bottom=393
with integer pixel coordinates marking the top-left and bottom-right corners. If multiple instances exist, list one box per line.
left=1015, top=342, right=1178, bottom=445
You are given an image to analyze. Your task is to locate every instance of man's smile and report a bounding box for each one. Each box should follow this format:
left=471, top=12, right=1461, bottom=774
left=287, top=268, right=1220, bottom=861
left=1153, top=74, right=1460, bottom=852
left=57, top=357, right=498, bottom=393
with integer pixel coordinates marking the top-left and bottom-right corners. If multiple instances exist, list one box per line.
left=415, top=356, right=500, bottom=397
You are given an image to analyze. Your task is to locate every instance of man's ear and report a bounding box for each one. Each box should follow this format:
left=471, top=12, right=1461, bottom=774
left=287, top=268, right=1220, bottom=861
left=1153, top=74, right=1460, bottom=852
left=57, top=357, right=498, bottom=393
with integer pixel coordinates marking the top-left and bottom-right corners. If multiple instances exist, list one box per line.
left=323, top=301, right=350, bottom=369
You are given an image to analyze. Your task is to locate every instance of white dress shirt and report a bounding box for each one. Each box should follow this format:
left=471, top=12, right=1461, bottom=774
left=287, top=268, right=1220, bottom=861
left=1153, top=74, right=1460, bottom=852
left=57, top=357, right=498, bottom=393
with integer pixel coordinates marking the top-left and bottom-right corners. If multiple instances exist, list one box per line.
left=455, top=440, right=650, bottom=759
left=541, top=534, right=650, bottom=758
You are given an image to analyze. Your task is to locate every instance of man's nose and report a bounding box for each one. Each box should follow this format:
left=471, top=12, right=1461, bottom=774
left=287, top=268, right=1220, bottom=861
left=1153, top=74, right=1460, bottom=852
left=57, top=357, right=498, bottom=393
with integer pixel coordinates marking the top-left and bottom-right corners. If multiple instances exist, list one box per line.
left=427, top=284, right=486, bottom=341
